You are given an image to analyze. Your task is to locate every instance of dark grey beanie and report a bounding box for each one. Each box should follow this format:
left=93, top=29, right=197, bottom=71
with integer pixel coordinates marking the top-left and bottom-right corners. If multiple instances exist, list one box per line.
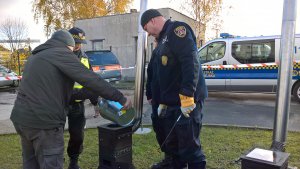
left=141, top=9, right=162, bottom=27
left=51, top=29, right=75, bottom=47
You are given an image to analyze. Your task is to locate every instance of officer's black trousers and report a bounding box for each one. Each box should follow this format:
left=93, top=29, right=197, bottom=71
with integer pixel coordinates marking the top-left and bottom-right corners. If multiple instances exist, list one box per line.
left=151, top=103, right=168, bottom=152
left=67, top=101, right=86, bottom=159
left=163, top=102, right=206, bottom=169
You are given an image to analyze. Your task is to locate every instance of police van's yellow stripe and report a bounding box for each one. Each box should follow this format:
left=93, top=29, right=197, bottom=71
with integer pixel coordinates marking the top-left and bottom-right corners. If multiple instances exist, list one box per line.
left=202, top=61, right=300, bottom=70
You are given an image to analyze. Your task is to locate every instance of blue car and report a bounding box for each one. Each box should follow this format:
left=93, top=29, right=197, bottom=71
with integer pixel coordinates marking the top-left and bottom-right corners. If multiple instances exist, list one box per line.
left=85, top=50, right=122, bottom=83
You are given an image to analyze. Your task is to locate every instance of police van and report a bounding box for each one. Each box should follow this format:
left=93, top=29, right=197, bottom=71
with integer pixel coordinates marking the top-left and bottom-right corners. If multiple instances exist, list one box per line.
left=198, top=33, right=300, bottom=102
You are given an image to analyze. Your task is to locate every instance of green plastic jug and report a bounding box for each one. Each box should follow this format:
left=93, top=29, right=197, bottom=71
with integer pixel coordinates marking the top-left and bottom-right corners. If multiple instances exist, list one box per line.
left=98, top=98, right=135, bottom=127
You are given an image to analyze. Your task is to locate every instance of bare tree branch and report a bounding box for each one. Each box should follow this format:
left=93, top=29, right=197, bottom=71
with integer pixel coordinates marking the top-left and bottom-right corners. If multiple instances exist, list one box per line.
left=0, top=18, right=28, bottom=52
left=179, top=0, right=223, bottom=45
left=0, top=18, right=29, bottom=71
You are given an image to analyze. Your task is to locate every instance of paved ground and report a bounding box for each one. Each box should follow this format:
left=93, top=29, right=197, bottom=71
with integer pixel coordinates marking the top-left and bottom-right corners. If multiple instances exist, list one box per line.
left=0, top=89, right=152, bottom=134
left=203, top=95, right=300, bottom=131
left=1, top=88, right=300, bottom=134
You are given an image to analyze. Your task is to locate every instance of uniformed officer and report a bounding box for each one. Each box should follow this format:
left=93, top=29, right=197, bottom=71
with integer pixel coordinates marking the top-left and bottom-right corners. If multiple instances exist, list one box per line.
left=146, top=40, right=173, bottom=169
left=141, top=9, right=208, bottom=169
left=67, top=27, right=99, bottom=169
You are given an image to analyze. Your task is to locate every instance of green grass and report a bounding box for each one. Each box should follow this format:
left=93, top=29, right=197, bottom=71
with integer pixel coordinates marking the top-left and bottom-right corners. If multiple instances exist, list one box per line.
left=112, top=81, right=135, bottom=90
left=0, top=126, right=299, bottom=169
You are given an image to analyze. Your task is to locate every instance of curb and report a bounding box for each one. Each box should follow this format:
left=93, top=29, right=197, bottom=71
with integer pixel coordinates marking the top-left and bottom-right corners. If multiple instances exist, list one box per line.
left=208, top=92, right=277, bottom=101
left=202, top=123, right=300, bottom=132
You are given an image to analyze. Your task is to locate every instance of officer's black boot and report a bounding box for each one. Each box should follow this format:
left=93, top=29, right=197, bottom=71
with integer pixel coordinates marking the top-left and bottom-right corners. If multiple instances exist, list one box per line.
left=68, top=157, right=81, bottom=169
left=188, top=161, right=206, bottom=169
left=172, top=159, right=188, bottom=169
left=150, top=153, right=173, bottom=169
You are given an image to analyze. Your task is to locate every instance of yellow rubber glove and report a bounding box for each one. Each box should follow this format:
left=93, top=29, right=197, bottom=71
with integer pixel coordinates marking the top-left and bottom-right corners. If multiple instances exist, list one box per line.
left=179, top=94, right=196, bottom=118
left=157, top=104, right=167, bottom=117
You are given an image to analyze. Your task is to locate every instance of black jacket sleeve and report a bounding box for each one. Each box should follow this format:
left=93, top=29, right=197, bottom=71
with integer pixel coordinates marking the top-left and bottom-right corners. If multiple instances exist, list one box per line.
left=168, top=22, right=199, bottom=97
left=146, top=54, right=154, bottom=100
left=70, top=51, right=99, bottom=105
left=47, top=50, right=127, bottom=105
left=69, top=88, right=99, bottom=105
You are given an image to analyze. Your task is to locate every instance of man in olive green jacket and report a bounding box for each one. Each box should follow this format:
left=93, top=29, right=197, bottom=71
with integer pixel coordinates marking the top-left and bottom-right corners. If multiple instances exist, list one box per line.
left=10, top=29, right=132, bottom=169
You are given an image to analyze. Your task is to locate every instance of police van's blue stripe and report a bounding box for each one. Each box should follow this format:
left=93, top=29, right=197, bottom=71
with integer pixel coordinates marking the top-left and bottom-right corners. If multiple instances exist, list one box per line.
left=204, top=67, right=300, bottom=79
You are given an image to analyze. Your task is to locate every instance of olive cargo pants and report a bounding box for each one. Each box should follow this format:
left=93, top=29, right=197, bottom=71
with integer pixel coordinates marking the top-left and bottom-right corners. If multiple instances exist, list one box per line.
left=13, top=123, right=64, bottom=169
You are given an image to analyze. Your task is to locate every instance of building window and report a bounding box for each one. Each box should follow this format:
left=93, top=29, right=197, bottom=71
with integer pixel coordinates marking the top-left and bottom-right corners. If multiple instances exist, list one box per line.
left=92, top=40, right=104, bottom=50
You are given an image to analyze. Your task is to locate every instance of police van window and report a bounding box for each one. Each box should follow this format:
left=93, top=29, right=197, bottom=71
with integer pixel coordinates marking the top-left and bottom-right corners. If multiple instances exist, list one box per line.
left=232, top=40, right=275, bottom=64
left=199, top=42, right=226, bottom=63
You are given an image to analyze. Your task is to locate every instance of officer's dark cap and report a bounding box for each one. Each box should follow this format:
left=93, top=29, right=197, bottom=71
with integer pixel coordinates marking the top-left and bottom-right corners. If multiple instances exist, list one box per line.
left=69, top=27, right=87, bottom=44
left=141, top=9, right=162, bottom=27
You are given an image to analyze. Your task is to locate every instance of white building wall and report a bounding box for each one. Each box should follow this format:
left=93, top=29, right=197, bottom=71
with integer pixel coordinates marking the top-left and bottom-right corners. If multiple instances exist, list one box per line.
left=75, top=8, right=196, bottom=80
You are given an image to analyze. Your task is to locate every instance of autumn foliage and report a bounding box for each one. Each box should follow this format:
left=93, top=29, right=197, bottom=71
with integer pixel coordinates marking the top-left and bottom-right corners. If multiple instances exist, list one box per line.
left=32, top=0, right=133, bottom=37
left=0, top=47, right=30, bottom=75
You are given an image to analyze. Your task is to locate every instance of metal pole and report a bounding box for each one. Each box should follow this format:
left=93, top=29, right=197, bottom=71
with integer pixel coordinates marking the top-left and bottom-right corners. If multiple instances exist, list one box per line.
left=272, top=0, right=297, bottom=151
left=132, top=0, right=150, bottom=134
left=17, top=51, right=21, bottom=75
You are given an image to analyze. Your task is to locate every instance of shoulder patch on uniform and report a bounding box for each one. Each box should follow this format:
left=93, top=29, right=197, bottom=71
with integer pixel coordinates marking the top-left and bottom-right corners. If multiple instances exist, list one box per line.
left=174, top=26, right=186, bottom=38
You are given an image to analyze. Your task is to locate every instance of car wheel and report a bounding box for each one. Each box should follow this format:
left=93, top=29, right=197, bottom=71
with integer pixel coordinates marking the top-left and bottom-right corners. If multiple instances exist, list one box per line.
left=12, top=80, right=19, bottom=87
left=292, top=82, right=300, bottom=102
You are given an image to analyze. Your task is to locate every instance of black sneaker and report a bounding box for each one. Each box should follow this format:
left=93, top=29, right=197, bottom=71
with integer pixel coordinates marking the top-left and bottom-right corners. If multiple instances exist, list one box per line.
left=150, top=155, right=173, bottom=169
left=68, top=158, right=81, bottom=169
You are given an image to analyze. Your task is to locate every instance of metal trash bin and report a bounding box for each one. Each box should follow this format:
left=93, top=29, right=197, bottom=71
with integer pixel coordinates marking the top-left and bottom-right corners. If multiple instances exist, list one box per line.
left=98, top=123, right=134, bottom=169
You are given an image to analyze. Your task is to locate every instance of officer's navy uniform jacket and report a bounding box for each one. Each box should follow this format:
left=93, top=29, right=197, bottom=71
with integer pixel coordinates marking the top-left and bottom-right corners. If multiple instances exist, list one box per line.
left=150, top=19, right=208, bottom=166
left=152, top=19, right=208, bottom=108
left=147, top=47, right=160, bottom=107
